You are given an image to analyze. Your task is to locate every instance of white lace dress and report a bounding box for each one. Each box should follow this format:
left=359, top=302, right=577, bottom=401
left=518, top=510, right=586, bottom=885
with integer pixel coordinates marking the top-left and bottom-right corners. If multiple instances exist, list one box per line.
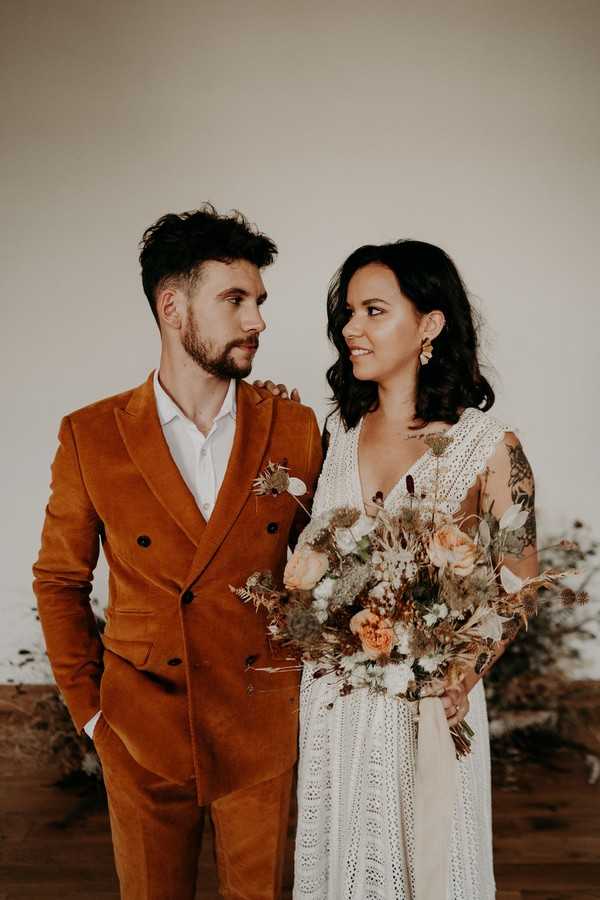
left=294, top=407, right=510, bottom=900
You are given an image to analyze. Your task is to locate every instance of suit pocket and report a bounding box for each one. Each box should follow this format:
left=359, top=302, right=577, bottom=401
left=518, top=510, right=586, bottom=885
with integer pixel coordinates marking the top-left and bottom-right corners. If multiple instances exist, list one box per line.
left=101, top=633, right=153, bottom=668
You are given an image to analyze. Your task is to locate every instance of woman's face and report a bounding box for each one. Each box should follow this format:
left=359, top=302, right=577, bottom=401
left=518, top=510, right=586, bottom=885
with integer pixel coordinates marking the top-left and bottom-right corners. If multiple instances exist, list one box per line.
left=342, top=263, right=430, bottom=385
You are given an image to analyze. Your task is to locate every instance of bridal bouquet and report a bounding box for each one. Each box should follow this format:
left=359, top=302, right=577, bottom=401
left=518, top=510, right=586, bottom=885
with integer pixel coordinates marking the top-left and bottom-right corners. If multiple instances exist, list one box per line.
left=233, top=440, right=581, bottom=756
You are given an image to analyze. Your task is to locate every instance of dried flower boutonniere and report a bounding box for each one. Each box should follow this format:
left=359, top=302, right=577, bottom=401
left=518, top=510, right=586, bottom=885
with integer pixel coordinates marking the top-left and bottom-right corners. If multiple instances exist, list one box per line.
left=253, top=461, right=310, bottom=515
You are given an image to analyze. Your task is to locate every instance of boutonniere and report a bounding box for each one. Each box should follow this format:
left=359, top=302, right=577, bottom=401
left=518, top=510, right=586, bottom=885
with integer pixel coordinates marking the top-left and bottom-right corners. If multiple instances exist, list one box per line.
left=253, top=461, right=309, bottom=515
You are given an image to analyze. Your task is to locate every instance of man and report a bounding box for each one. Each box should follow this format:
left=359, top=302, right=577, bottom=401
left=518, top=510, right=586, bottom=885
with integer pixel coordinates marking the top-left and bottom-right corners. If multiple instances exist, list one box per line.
left=33, top=206, right=322, bottom=900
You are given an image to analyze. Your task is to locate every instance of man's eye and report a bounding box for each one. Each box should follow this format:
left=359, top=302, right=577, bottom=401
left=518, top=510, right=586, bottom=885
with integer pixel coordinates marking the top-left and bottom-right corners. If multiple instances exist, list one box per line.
left=228, top=296, right=242, bottom=305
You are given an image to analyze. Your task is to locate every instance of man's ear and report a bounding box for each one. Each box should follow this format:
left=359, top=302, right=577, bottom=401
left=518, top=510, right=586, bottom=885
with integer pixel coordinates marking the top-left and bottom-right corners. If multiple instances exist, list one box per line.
left=422, top=310, right=445, bottom=341
left=157, top=287, right=185, bottom=331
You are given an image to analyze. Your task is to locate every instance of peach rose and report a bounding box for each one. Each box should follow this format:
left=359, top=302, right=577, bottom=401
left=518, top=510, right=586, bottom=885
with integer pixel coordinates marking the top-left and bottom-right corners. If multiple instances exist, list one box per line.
left=350, top=609, right=395, bottom=660
left=284, top=545, right=329, bottom=591
left=428, top=523, right=478, bottom=577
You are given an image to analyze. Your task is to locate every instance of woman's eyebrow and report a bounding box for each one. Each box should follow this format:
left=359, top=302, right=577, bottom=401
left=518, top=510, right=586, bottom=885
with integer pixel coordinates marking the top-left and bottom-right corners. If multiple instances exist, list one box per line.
left=346, top=297, right=391, bottom=307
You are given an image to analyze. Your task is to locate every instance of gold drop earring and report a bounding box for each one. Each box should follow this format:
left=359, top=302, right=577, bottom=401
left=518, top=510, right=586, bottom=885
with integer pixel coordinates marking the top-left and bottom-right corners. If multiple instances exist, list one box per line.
left=420, top=337, right=433, bottom=366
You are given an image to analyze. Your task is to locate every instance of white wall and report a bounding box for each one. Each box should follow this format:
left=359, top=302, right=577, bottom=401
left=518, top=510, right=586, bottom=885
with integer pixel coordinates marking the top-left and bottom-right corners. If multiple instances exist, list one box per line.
left=2, top=0, right=599, bottom=680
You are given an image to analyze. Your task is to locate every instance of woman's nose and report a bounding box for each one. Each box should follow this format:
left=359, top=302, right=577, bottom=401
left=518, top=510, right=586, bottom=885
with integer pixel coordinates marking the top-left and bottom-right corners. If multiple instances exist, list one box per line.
left=342, top=318, right=360, bottom=340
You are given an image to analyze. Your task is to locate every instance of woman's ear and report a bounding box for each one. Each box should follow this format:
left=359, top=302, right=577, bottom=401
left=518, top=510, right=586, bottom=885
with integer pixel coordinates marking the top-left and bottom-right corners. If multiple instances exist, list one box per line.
left=422, top=310, right=445, bottom=341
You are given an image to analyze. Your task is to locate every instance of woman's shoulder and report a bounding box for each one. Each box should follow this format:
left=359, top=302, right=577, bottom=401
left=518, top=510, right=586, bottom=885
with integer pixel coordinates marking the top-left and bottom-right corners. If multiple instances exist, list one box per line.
left=455, top=406, right=514, bottom=442
left=443, top=406, right=521, bottom=477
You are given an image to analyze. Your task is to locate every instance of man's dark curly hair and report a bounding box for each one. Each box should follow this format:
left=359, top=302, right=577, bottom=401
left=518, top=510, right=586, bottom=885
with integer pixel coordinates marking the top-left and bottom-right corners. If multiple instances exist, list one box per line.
left=326, top=240, right=494, bottom=429
left=139, top=204, right=277, bottom=324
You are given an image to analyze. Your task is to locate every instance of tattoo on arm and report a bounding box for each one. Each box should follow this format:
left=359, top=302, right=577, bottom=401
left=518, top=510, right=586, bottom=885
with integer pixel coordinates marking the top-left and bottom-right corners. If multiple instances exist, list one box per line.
left=507, top=443, right=537, bottom=547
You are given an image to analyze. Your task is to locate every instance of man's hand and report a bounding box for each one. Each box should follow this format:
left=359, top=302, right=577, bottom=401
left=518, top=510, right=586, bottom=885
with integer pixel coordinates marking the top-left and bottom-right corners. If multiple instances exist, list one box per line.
left=253, top=380, right=301, bottom=402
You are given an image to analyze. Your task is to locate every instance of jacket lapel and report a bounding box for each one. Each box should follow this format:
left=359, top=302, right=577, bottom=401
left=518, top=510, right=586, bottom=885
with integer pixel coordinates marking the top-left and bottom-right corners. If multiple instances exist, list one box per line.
left=115, top=372, right=207, bottom=547
left=185, top=381, right=274, bottom=586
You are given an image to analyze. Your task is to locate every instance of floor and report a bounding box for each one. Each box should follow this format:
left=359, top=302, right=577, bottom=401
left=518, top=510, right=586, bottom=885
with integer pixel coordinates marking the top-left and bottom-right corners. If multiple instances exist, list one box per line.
left=1, top=686, right=599, bottom=899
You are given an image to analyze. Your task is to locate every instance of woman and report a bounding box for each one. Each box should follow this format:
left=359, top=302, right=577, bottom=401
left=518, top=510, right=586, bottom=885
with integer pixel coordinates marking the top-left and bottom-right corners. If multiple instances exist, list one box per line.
left=293, top=240, right=537, bottom=899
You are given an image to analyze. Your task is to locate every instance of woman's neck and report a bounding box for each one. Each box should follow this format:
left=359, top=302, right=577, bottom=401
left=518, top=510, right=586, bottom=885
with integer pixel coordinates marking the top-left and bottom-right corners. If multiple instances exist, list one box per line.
left=373, top=375, right=418, bottom=430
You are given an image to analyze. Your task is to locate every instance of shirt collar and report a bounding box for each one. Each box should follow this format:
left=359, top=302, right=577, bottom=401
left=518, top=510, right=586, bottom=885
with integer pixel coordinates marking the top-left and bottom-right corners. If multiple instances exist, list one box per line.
left=153, top=369, right=237, bottom=428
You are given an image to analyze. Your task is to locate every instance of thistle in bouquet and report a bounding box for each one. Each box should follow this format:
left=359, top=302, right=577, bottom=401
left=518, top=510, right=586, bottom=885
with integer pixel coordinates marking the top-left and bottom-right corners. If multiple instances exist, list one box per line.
left=233, top=448, right=579, bottom=757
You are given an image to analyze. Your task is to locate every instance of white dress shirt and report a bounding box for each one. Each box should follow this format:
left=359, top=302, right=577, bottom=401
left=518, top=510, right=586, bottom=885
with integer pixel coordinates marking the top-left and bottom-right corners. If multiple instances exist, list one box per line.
left=152, top=369, right=237, bottom=519
left=84, top=370, right=237, bottom=739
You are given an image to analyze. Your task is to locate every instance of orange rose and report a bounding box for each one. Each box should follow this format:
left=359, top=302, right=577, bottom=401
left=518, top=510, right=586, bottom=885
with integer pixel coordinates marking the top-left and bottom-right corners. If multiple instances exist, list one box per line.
left=350, top=609, right=395, bottom=660
left=428, top=523, right=478, bottom=577
left=284, top=545, right=329, bottom=591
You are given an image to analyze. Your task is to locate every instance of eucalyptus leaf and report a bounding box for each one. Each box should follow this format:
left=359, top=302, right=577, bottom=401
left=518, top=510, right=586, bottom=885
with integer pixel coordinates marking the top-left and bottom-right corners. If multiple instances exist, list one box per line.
left=500, top=504, right=529, bottom=531
left=500, top=565, right=524, bottom=594
left=479, top=519, right=491, bottom=548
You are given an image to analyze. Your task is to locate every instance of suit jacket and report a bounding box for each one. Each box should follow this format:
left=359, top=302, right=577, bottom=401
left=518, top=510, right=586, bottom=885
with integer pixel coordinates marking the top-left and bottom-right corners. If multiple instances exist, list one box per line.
left=33, top=372, right=322, bottom=803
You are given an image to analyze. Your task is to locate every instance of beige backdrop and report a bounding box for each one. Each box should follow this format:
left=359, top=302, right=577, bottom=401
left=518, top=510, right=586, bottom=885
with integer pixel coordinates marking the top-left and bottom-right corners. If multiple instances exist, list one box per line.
left=2, top=0, right=599, bottom=679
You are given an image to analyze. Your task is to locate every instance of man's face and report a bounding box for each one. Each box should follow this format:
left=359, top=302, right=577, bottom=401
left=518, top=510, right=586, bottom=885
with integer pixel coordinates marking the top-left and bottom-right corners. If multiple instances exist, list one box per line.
left=181, top=259, right=267, bottom=379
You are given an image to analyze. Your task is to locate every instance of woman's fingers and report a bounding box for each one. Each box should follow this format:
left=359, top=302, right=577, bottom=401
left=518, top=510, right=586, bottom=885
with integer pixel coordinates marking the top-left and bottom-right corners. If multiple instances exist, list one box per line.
left=441, top=687, right=469, bottom=724
left=252, top=379, right=300, bottom=401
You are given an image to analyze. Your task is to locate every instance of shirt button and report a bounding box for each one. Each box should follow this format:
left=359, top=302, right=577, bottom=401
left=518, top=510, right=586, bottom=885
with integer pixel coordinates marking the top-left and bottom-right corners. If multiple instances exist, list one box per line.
left=202, top=502, right=210, bottom=513
left=182, top=590, right=194, bottom=605
left=137, top=535, right=152, bottom=548
left=167, top=657, right=182, bottom=666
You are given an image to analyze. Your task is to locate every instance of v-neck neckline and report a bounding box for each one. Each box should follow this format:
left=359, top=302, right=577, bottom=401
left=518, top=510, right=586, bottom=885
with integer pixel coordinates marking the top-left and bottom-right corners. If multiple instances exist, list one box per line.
left=352, top=408, right=472, bottom=514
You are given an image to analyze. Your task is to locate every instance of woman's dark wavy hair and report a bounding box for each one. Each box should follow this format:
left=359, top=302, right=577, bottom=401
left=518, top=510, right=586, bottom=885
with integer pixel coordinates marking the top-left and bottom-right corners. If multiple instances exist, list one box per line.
left=139, top=203, right=277, bottom=325
left=326, top=240, right=494, bottom=429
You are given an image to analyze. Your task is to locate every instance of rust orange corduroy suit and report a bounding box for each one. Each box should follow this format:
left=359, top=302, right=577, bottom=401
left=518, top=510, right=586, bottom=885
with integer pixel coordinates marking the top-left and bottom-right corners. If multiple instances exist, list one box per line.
left=33, top=372, right=322, bottom=900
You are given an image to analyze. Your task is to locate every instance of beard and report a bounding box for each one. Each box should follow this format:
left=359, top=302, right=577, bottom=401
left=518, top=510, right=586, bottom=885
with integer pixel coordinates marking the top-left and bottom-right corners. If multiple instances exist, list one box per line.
left=181, top=314, right=258, bottom=379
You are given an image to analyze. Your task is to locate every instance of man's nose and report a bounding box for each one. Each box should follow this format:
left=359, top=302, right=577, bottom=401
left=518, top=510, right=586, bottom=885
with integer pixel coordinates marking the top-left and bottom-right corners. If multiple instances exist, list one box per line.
left=243, top=307, right=266, bottom=334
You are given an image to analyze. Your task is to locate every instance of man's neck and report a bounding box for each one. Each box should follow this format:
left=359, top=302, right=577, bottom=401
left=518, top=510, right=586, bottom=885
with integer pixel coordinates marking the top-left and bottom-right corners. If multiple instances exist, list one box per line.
left=157, top=356, right=231, bottom=436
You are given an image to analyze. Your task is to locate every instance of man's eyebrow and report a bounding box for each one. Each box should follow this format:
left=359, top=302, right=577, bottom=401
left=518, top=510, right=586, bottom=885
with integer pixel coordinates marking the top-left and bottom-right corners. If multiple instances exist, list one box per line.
left=217, top=287, right=268, bottom=301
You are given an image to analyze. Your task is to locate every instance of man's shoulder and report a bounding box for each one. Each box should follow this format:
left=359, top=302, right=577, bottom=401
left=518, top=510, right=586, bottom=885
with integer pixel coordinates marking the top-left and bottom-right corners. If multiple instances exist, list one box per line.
left=64, top=376, right=149, bottom=427
left=242, top=381, right=318, bottom=426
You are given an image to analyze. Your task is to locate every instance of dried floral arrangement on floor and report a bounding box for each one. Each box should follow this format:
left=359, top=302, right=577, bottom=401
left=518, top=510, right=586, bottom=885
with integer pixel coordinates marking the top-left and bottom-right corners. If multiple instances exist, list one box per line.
left=1, top=598, right=105, bottom=810
left=485, top=521, right=600, bottom=787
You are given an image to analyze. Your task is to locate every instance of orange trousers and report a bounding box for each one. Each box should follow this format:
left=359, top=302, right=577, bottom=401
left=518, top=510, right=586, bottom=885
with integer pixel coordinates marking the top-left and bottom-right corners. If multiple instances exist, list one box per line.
left=94, top=714, right=293, bottom=900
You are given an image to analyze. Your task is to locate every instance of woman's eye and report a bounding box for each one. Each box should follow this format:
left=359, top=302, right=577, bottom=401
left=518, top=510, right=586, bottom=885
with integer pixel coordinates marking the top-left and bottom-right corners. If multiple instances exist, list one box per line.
left=367, top=306, right=383, bottom=316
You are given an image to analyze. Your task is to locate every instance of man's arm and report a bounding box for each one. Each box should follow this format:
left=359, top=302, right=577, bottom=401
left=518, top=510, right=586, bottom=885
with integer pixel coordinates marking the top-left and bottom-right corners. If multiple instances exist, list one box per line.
left=32, top=416, right=104, bottom=733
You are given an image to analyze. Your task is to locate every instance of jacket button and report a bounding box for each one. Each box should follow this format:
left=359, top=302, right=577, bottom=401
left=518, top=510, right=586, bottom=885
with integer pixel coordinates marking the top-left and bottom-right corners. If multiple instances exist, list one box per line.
left=267, top=522, right=278, bottom=534
left=167, top=657, right=182, bottom=666
left=182, top=590, right=194, bottom=605
left=137, top=535, right=151, bottom=547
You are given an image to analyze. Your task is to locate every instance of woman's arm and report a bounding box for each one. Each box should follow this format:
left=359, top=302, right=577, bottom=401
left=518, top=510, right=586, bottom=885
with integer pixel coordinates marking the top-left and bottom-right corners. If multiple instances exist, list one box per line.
left=443, top=430, right=538, bottom=724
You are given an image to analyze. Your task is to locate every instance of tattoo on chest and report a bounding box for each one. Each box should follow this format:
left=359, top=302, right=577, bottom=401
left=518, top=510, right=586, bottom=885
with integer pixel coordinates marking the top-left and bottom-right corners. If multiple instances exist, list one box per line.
left=507, top=444, right=536, bottom=547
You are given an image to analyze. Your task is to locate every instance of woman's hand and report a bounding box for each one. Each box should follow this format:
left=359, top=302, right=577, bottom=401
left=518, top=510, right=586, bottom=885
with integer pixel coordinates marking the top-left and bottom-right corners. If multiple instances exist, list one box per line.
left=253, top=379, right=301, bottom=402
left=440, top=681, right=470, bottom=727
